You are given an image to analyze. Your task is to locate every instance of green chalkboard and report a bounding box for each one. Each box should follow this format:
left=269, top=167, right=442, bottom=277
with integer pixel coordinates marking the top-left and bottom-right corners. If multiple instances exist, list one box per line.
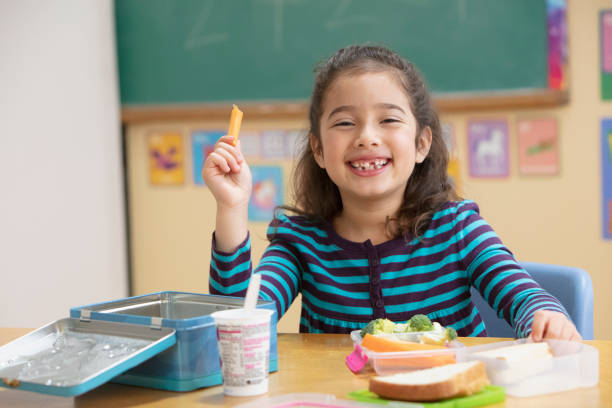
left=115, top=0, right=549, bottom=105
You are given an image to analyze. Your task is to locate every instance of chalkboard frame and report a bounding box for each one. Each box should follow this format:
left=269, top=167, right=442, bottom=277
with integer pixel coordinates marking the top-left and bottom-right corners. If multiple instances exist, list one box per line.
left=121, top=89, right=568, bottom=123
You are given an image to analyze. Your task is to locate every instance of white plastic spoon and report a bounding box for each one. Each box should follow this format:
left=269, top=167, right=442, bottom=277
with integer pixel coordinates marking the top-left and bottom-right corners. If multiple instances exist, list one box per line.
left=243, top=273, right=261, bottom=310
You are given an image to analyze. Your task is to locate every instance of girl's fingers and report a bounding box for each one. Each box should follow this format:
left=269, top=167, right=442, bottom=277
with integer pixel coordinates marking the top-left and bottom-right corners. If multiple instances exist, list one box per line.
left=216, top=137, right=245, bottom=163
left=570, top=330, right=583, bottom=342
left=206, top=152, right=230, bottom=173
left=556, top=322, right=572, bottom=341
left=530, top=311, right=583, bottom=342
left=542, top=316, right=563, bottom=340
left=214, top=146, right=241, bottom=172
left=530, top=312, right=547, bottom=342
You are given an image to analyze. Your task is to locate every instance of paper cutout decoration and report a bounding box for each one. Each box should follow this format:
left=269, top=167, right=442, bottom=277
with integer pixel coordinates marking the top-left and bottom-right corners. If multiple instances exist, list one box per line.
left=467, top=120, right=510, bottom=178
left=601, top=10, right=612, bottom=99
left=602, top=118, right=612, bottom=239
left=249, top=166, right=283, bottom=222
left=148, top=132, right=184, bottom=185
left=517, top=118, right=559, bottom=176
left=192, top=130, right=224, bottom=186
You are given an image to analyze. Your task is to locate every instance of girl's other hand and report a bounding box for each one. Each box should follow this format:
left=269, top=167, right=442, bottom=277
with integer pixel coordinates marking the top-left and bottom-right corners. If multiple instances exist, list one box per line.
left=202, top=136, right=252, bottom=209
left=528, top=310, right=582, bottom=342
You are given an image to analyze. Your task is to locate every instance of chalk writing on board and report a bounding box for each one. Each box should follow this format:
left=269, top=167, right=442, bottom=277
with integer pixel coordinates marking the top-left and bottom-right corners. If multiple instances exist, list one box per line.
left=272, top=0, right=284, bottom=51
left=326, top=0, right=377, bottom=30
left=184, top=0, right=228, bottom=50
left=258, top=0, right=303, bottom=52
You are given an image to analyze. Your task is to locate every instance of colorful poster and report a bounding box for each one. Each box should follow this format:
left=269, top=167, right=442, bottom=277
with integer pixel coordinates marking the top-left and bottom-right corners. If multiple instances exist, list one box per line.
left=192, top=130, right=224, bottom=186
left=467, top=119, right=509, bottom=178
left=517, top=118, right=559, bottom=176
left=602, top=119, right=612, bottom=239
left=602, top=10, right=612, bottom=99
left=547, top=0, right=567, bottom=90
left=249, top=166, right=283, bottom=222
left=261, top=130, right=286, bottom=159
left=442, top=123, right=461, bottom=193
left=148, top=132, right=184, bottom=185
left=239, top=130, right=262, bottom=159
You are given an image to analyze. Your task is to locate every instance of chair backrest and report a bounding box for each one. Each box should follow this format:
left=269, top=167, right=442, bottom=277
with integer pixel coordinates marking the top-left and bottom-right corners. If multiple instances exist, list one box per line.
left=470, top=262, right=594, bottom=339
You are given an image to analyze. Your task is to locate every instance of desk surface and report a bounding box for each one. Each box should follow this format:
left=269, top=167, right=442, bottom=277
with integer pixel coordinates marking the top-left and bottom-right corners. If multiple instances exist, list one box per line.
left=0, top=328, right=609, bottom=407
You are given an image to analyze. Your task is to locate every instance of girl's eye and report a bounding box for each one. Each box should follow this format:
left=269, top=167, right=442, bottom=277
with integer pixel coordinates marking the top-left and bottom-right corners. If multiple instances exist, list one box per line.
left=334, top=121, right=354, bottom=127
left=381, top=118, right=400, bottom=124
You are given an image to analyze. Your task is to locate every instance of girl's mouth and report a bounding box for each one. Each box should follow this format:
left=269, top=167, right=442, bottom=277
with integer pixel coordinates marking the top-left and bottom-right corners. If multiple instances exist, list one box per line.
left=348, top=159, right=390, bottom=171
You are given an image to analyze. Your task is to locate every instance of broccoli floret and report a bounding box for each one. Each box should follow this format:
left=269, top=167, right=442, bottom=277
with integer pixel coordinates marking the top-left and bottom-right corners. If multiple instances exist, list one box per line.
left=360, top=318, right=395, bottom=337
left=377, top=318, right=395, bottom=334
left=445, top=327, right=458, bottom=341
left=360, top=320, right=377, bottom=337
left=407, top=314, right=434, bottom=332
left=393, top=323, right=409, bottom=333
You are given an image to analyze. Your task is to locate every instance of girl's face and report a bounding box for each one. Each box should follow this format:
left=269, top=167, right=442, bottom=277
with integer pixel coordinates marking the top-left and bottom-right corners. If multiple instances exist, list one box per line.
left=312, top=71, right=431, bottom=209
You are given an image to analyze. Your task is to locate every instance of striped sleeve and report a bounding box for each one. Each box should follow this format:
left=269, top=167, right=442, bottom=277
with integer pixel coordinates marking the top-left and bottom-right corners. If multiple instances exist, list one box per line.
left=256, top=214, right=303, bottom=319
left=209, top=218, right=303, bottom=320
left=209, top=232, right=253, bottom=296
left=454, top=201, right=568, bottom=338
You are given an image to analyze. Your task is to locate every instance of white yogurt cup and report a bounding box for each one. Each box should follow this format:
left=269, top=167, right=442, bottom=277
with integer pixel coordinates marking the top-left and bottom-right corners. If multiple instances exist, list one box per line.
left=210, top=308, right=274, bottom=396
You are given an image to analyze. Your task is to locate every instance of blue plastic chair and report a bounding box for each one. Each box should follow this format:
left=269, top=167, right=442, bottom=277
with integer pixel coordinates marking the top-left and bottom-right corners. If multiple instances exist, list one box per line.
left=470, top=262, right=594, bottom=339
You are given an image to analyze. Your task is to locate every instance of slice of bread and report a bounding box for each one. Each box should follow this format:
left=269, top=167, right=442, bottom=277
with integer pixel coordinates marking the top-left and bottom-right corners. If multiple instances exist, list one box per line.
left=369, top=361, right=489, bottom=402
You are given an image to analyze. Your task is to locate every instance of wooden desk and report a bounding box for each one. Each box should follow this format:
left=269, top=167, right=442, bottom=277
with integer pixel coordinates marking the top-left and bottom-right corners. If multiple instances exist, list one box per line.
left=0, top=328, right=609, bottom=407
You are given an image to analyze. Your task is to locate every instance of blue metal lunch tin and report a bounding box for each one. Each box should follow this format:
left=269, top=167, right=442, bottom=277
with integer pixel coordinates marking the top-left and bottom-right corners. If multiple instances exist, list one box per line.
left=69, top=291, right=278, bottom=392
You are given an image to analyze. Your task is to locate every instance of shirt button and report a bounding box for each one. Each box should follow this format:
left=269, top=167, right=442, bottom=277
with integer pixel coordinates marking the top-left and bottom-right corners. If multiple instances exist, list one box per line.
left=371, top=278, right=380, bottom=285
left=375, top=299, right=383, bottom=307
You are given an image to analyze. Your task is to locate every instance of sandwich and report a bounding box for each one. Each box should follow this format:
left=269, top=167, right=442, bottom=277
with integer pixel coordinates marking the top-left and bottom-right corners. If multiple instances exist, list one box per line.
left=471, top=341, right=552, bottom=362
left=369, top=361, right=489, bottom=402
left=470, top=342, right=554, bottom=384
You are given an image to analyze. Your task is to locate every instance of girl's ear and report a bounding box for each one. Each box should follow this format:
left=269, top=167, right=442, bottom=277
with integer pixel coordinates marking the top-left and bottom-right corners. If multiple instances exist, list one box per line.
left=310, top=133, right=325, bottom=168
left=415, top=126, right=433, bottom=163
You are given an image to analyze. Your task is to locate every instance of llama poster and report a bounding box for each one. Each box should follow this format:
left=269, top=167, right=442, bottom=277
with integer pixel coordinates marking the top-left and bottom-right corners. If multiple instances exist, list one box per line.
left=467, top=120, right=510, bottom=178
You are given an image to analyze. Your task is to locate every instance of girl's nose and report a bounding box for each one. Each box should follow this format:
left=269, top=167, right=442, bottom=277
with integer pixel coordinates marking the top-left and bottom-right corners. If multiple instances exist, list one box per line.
left=354, top=125, right=380, bottom=148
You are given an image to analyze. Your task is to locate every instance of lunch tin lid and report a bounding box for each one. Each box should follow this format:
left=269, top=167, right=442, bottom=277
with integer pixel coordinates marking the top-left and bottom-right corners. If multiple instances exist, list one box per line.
left=69, top=291, right=277, bottom=330
left=0, top=317, right=176, bottom=397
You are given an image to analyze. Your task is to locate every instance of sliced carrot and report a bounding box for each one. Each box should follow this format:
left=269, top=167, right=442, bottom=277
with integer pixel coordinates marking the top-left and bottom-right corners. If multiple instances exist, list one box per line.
left=228, top=104, right=243, bottom=146
left=361, top=334, right=446, bottom=352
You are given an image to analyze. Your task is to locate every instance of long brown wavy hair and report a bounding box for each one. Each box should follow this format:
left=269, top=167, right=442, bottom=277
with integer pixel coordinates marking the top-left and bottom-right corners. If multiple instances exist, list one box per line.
left=278, top=44, right=459, bottom=239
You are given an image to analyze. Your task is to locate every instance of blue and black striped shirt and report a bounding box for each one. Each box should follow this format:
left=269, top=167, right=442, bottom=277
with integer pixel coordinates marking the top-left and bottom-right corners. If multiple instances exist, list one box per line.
left=210, top=200, right=566, bottom=337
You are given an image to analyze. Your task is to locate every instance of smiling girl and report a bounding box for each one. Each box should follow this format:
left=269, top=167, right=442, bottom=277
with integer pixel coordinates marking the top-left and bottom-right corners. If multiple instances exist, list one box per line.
left=202, top=44, right=580, bottom=341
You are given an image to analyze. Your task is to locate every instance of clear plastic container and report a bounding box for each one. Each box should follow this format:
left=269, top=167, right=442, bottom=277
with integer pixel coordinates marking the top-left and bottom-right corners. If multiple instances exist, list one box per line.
left=350, top=330, right=464, bottom=375
left=456, top=338, right=599, bottom=397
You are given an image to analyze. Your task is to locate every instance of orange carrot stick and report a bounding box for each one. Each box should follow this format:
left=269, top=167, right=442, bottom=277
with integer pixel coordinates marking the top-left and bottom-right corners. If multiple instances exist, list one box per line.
left=228, top=104, right=243, bottom=146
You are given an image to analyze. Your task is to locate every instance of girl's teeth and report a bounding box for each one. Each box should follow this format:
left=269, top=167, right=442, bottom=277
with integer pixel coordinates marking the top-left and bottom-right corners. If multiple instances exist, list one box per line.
left=351, top=160, right=388, bottom=170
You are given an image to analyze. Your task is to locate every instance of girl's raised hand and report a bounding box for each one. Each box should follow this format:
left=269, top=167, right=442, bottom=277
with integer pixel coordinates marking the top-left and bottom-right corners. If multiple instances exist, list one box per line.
left=202, top=135, right=252, bottom=209
left=528, top=310, right=582, bottom=342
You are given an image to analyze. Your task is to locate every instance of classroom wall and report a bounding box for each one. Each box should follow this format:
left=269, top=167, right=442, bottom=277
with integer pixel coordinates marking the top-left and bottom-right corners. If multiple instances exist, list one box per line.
left=0, top=1, right=127, bottom=327
left=126, top=0, right=612, bottom=338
